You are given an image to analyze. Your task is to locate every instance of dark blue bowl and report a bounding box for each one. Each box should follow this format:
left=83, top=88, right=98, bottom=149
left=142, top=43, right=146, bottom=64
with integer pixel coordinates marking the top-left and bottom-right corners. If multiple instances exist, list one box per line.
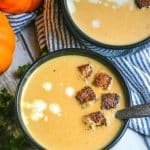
left=16, top=49, right=131, bottom=150
left=61, top=0, right=150, bottom=57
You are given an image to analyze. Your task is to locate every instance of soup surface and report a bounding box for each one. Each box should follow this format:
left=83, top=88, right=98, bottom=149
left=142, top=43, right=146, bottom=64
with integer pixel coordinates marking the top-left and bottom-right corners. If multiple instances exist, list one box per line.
left=21, top=55, right=126, bottom=150
left=67, top=0, right=150, bottom=45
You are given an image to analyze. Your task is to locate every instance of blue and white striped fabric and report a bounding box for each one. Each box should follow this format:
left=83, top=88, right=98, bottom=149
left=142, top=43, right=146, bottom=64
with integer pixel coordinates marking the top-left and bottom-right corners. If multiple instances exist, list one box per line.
left=6, top=0, right=150, bottom=136
left=6, top=12, right=38, bottom=33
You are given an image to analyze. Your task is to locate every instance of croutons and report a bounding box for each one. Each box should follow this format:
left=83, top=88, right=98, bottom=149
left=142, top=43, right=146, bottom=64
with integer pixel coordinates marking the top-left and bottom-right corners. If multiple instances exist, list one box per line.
left=83, top=111, right=107, bottom=130
left=101, top=93, right=120, bottom=110
left=76, top=86, right=96, bottom=105
left=78, top=64, right=93, bottom=79
left=135, top=0, right=150, bottom=8
left=93, top=73, right=112, bottom=89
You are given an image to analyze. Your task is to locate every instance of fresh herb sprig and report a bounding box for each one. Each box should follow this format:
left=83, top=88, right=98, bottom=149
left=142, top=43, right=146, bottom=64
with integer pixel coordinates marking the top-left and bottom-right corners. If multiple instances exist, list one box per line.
left=15, top=64, right=31, bottom=78
left=0, top=63, right=36, bottom=149
left=0, top=88, right=33, bottom=149
left=41, top=49, right=48, bottom=56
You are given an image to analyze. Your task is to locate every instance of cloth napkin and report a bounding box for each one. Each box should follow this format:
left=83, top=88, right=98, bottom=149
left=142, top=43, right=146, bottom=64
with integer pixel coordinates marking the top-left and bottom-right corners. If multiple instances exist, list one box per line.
left=7, top=0, right=150, bottom=136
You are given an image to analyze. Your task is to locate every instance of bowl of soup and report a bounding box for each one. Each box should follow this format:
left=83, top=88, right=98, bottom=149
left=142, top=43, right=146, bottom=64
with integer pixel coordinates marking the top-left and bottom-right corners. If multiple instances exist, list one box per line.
left=16, top=49, right=131, bottom=150
left=61, top=0, right=150, bottom=49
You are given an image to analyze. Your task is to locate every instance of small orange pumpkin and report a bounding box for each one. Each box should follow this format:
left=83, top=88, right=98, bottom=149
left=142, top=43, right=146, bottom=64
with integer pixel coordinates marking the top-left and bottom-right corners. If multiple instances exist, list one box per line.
left=0, top=0, right=43, bottom=14
left=0, top=11, right=15, bottom=74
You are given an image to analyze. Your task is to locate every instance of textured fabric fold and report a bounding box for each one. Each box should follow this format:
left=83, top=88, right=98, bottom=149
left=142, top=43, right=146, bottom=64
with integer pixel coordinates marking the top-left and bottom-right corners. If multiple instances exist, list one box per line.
left=6, top=12, right=38, bottom=33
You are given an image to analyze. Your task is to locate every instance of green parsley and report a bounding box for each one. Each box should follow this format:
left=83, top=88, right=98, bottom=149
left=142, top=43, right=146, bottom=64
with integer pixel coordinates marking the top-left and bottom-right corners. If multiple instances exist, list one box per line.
left=0, top=88, right=34, bottom=149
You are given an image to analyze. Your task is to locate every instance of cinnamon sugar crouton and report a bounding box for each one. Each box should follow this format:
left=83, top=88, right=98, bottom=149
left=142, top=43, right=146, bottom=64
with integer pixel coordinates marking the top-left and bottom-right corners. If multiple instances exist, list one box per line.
left=135, top=0, right=150, bottom=8
left=83, top=111, right=107, bottom=130
left=78, top=64, right=93, bottom=80
left=101, top=93, right=120, bottom=110
left=93, top=73, right=112, bottom=89
left=76, top=86, right=96, bottom=106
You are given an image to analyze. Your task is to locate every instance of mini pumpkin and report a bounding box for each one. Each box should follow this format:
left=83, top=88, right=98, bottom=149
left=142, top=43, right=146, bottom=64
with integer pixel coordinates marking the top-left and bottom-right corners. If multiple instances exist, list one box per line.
left=0, top=11, right=15, bottom=74
left=0, top=0, right=43, bottom=14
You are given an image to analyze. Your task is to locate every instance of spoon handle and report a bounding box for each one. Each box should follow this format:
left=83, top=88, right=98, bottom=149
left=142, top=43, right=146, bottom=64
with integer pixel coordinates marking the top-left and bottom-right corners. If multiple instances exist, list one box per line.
left=116, top=103, right=150, bottom=119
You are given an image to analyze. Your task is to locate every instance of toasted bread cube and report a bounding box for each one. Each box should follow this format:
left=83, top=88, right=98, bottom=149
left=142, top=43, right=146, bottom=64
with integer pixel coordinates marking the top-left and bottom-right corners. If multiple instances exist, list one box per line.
left=76, top=86, right=96, bottom=105
left=135, top=0, right=150, bottom=8
left=101, top=93, right=120, bottom=110
left=93, top=73, right=112, bottom=89
left=78, top=64, right=93, bottom=79
left=83, top=111, right=107, bottom=130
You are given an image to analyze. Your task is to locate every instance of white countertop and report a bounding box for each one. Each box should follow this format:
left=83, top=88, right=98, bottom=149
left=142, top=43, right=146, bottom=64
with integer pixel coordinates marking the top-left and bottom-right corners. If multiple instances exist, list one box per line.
left=112, top=129, right=148, bottom=150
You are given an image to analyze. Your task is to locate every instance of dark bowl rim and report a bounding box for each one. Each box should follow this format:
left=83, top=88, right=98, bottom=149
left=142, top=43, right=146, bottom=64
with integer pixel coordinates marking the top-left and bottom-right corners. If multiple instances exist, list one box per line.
left=61, top=0, right=150, bottom=50
left=16, top=48, right=132, bottom=150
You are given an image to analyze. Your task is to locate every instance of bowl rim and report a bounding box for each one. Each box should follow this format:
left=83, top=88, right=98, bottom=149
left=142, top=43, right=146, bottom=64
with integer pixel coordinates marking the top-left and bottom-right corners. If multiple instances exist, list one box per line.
left=16, top=48, right=132, bottom=150
left=61, top=0, right=150, bottom=50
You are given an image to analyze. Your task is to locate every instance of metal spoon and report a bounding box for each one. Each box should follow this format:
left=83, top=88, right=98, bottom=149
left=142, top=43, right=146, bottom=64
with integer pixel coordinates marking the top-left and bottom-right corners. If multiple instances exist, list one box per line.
left=116, top=103, right=150, bottom=119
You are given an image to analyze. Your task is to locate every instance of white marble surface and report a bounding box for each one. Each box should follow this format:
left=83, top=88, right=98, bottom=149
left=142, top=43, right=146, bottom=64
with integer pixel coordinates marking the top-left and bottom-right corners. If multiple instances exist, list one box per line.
left=112, top=129, right=148, bottom=150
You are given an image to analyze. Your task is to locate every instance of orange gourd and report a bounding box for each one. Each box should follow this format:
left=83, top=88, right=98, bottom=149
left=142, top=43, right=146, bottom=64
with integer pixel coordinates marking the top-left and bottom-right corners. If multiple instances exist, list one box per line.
left=0, top=0, right=43, bottom=14
left=0, top=11, right=15, bottom=74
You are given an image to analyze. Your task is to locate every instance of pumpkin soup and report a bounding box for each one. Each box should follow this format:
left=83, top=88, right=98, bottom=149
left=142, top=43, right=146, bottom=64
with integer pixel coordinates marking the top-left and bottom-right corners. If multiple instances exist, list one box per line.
left=67, top=0, right=150, bottom=45
left=21, top=55, right=126, bottom=150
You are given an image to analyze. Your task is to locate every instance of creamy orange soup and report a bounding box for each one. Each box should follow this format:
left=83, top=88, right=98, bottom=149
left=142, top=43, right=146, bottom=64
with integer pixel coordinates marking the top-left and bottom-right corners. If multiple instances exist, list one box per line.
left=21, top=55, right=126, bottom=150
left=67, top=0, right=150, bottom=45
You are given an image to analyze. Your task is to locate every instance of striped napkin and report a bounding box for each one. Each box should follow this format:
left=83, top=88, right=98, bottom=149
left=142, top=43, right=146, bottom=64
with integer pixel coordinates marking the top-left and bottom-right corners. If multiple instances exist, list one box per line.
left=7, top=0, right=150, bottom=136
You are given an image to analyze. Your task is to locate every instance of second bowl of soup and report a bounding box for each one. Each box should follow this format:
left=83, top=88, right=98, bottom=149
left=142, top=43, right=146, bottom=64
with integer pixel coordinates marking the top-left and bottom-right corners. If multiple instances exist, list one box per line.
left=62, top=0, right=150, bottom=49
